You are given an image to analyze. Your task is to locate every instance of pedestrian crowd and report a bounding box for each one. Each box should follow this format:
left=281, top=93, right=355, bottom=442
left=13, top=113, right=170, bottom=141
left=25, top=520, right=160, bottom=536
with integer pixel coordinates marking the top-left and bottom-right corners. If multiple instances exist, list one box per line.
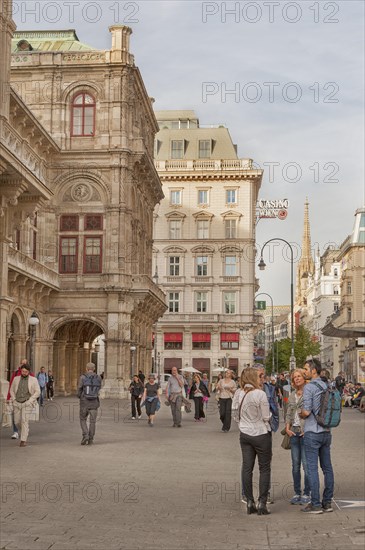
left=5, top=356, right=363, bottom=517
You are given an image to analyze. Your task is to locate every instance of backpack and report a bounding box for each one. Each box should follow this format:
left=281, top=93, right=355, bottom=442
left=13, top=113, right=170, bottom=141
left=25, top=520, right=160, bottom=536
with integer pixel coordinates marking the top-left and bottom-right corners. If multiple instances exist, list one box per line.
left=264, top=383, right=279, bottom=432
left=82, top=374, right=101, bottom=400
left=313, top=381, right=342, bottom=428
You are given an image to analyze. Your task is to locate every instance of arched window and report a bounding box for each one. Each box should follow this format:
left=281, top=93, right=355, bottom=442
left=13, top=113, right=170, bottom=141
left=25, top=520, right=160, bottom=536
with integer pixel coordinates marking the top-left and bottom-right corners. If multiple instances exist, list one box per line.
left=71, top=92, right=95, bottom=136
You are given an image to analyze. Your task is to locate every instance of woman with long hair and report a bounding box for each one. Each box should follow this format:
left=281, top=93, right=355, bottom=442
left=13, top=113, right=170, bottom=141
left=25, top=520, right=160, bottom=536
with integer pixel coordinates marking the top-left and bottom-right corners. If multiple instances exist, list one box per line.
left=189, top=374, right=209, bottom=421
left=216, top=370, right=237, bottom=432
left=285, top=369, right=310, bottom=505
left=233, top=367, right=272, bottom=515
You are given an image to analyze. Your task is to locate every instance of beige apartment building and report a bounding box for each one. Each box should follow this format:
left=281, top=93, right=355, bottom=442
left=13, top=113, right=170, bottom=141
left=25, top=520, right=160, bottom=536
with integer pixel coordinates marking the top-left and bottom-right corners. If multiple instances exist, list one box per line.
left=1, top=1, right=165, bottom=400
left=153, top=111, right=263, bottom=378
left=322, top=207, right=365, bottom=382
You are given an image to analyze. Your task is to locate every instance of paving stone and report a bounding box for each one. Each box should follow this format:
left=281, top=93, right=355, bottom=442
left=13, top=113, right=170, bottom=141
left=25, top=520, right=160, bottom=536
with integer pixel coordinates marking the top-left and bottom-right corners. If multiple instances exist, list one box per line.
left=1, top=399, right=364, bottom=549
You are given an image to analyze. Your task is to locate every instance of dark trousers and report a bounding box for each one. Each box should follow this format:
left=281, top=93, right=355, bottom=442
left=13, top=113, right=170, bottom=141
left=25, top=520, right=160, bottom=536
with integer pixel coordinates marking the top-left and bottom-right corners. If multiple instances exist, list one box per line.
left=80, top=407, right=98, bottom=439
left=219, top=398, right=232, bottom=431
left=46, top=384, right=54, bottom=399
left=193, top=397, right=205, bottom=419
left=240, top=431, right=272, bottom=504
left=131, top=395, right=142, bottom=417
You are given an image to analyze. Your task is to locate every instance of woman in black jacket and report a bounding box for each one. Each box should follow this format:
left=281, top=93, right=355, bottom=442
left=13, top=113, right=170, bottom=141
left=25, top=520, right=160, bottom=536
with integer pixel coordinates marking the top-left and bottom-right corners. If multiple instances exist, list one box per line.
left=128, top=375, right=144, bottom=419
left=189, top=374, right=210, bottom=422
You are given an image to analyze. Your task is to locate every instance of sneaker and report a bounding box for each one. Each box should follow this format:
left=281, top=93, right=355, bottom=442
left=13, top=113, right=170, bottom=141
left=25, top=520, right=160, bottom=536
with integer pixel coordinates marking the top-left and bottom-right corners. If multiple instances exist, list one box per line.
left=131, top=417, right=136, bottom=420
left=267, top=491, right=274, bottom=504
left=81, top=436, right=88, bottom=446
left=11, top=433, right=19, bottom=440
left=300, top=495, right=311, bottom=505
left=138, top=415, right=142, bottom=419
left=88, top=438, right=94, bottom=445
left=290, top=494, right=302, bottom=505
left=301, top=503, right=323, bottom=514
left=177, top=424, right=182, bottom=428
left=241, top=496, right=247, bottom=504
left=322, top=502, right=333, bottom=513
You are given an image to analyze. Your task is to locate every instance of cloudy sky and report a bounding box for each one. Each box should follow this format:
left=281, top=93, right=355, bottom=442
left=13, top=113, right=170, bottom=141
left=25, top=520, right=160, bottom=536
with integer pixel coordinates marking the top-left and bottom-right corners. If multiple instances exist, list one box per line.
left=13, top=0, right=364, bottom=304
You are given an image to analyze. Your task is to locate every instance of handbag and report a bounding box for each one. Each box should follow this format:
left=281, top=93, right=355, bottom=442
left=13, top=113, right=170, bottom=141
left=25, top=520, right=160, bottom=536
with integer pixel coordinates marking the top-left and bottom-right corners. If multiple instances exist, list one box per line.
left=281, top=427, right=291, bottom=450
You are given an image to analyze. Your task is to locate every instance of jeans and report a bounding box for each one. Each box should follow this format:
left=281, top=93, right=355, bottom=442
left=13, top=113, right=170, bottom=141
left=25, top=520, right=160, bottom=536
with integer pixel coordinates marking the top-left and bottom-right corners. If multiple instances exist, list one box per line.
left=194, top=397, right=205, bottom=419
left=46, top=384, right=54, bottom=399
left=170, top=395, right=182, bottom=426
left=303, top=431, right=334, bottom=507
left=38, top=386, right=46, bottom=406
left=240, top=432, right=272, bottom=504
left=219, top=398, right=232, bottom=431
left=290, top=433, right=310, bottom=496
left=131, top=395, right=142, bottom=417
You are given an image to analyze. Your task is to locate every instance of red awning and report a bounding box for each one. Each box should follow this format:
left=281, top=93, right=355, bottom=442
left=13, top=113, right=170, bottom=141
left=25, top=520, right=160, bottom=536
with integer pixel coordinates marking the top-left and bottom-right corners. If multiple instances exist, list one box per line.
left=164, top=333, right=183, bottom=342
left=192, top=333, right=211, bottom=343
left=220, top=333, right=239, bottom=342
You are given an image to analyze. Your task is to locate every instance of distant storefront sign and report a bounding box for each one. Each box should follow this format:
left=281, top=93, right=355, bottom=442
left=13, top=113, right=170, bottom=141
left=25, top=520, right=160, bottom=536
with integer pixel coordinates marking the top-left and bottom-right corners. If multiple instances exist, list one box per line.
left=256, top=199, right=289, bottom=220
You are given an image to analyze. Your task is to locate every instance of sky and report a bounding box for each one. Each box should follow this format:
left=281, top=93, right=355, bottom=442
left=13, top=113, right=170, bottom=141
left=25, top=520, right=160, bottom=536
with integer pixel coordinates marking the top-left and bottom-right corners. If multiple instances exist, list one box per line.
left=13, top=0, right=365, bottom=304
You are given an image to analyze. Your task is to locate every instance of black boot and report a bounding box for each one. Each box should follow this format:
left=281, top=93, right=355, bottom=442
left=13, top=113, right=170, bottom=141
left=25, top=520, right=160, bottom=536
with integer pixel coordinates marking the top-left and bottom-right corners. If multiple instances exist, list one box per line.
left=257, top=500, right=270, bottom=515
left=247, top=500, right=257, bottom=515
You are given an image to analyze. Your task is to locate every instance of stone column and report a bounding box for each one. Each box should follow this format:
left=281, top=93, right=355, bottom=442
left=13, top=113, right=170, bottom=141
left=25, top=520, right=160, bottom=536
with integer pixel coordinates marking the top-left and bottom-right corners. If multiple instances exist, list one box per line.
left=53, top=340, right=67, bottom=394
left=70, top=344, right=80, bottom=392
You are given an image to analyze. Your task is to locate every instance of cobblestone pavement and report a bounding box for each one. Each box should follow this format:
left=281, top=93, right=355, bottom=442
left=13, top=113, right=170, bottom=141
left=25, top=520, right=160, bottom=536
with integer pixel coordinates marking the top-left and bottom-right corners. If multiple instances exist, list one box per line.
left=1, top=398, right=364, bottom=550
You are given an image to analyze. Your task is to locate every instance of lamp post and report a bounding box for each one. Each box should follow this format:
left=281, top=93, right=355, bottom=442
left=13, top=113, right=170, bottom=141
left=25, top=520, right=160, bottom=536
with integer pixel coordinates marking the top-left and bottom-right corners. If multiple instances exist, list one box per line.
left=28, top=311, right=39, bottom=370
left=255, top=292, right=274, bottom=372
left=130, top=345, right=136, bottom=380
left=258, top=238, right=295, bottom=370
left=157, top=351, right=161, bottom=382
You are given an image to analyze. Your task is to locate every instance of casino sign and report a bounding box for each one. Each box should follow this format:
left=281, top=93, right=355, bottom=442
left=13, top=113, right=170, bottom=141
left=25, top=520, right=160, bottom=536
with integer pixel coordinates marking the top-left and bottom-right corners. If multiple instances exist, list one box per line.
left=256, top=199, right=289, bottom=221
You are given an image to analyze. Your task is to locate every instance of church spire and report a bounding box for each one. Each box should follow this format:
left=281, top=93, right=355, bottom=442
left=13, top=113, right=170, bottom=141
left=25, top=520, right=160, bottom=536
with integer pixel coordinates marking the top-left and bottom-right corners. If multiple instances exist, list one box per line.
left=295, top=199, right=315, bottom=305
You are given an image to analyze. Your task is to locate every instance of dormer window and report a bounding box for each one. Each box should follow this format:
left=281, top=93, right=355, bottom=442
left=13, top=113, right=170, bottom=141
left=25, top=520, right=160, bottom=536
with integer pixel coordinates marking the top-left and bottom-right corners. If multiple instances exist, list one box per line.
left=71, top=93, right=95, bottom=136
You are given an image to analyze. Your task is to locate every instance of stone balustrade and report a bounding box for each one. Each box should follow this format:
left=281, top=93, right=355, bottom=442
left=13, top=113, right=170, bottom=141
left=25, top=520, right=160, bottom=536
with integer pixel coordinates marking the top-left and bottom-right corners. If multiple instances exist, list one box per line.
left=8, top=247, right=59, bottom=290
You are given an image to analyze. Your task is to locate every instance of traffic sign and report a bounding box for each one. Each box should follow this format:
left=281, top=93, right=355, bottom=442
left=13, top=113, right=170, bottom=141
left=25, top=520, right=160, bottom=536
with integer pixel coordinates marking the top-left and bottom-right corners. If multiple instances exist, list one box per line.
left=255, top=301, right=266, bottom=310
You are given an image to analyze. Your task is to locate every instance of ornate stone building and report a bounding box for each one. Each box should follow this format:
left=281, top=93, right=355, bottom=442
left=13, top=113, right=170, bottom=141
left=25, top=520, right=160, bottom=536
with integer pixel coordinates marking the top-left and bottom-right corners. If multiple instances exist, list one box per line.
left=153, top=111, right=263, bottom=378
left=322, top=207, right=365, bottom=381
left=0, top=0, right=166, bottom=399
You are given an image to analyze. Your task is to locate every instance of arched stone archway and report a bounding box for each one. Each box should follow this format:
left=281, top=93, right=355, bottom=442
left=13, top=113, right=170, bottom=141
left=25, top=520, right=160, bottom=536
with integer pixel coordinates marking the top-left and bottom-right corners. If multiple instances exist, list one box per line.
left=52, top=319, right=104, bottom=395
left=6, top=309, right=26, bottom=380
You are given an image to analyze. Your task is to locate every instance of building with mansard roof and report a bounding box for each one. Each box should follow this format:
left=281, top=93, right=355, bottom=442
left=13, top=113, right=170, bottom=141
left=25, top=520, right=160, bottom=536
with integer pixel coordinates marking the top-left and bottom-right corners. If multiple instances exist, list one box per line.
left=0, top=0, right=166, bottom=400
left=152, top=110, right=263, bottom=378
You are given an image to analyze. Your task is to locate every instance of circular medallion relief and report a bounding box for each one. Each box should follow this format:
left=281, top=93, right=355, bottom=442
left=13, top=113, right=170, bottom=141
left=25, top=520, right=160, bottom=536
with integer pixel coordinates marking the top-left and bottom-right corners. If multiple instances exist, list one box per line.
left=71, top=184, right=92, bottom=202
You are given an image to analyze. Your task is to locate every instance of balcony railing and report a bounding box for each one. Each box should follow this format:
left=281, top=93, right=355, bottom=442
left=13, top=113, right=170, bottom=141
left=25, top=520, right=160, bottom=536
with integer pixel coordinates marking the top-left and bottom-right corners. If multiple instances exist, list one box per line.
left=155, top=159, right=257, bottom=172
left=8, top=247, right=59, bottom=289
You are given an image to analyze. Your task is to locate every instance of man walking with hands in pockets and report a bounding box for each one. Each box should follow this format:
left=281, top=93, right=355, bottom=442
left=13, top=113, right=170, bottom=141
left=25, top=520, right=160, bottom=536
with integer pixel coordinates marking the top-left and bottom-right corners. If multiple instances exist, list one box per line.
left=166, top=366, right=184, bottom=427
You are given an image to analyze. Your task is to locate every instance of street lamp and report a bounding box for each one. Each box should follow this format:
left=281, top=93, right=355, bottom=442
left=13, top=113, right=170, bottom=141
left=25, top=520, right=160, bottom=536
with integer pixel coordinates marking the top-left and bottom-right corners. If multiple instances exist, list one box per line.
left=259, top=238, right=295, bottom=370
left=255, top=292, right=274, bottom=372
left=157, top=351, right=161, bottom=382
left=130, top=345, right=136, bottom=380
left=28, top=311, right=39, bottom=370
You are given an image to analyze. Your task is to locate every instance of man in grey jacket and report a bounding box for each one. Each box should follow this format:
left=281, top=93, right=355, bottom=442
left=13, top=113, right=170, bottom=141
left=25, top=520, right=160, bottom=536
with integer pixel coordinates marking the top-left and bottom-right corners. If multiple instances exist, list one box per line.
left=77, top=363, right=101, bottom=445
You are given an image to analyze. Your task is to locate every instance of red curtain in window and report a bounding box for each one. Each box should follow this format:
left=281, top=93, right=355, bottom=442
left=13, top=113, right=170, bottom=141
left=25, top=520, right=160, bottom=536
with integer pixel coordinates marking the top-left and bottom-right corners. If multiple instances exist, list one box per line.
left=164, top=333, right=183, bottom=342
left=220, top=333, right=239, bottom=342
left=192, top=333, right=211, bottom=342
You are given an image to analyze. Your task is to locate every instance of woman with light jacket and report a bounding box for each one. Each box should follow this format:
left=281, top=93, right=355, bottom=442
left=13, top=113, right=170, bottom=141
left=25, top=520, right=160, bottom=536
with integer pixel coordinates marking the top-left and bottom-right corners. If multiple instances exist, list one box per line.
left=233, top=367, right=272, bottom=515
left=285, top=369, right=310, bottom=505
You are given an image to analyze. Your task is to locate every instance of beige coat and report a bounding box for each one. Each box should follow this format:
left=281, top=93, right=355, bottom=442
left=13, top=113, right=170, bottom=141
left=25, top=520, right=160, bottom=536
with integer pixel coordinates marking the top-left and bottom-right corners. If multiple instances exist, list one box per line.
left=10, top=375, right=40, bottom=405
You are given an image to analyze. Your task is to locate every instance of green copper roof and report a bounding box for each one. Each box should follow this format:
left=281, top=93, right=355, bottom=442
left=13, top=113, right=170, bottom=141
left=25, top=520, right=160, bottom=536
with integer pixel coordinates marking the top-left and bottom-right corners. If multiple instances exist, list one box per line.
left=12, top=30, right=95, bottom=52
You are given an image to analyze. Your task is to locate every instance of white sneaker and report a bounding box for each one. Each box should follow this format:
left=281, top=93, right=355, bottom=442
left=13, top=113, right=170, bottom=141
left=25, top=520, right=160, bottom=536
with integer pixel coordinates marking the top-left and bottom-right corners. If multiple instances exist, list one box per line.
left=138, top=415, right=142, bottom=419
left=11, top=433, right=19, bottom=440
left=131, top=417, right=136, bottom=420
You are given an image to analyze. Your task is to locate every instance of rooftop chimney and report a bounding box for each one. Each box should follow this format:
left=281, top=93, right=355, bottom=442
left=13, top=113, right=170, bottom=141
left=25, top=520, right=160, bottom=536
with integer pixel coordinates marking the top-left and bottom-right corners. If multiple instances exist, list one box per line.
left=109, top=25, right=133, bottom=64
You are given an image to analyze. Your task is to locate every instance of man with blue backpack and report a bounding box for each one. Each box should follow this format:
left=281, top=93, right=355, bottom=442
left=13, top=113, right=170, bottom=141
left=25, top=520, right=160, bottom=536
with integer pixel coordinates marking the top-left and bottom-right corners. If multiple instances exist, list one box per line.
left=77, top=362, right=102, bottom=446
left=300, top=358, right=341, bottom=514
